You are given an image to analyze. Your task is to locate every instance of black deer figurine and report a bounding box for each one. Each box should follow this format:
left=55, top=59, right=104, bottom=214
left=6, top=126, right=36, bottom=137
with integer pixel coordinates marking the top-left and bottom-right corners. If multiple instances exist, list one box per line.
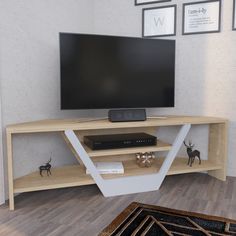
left=183, top=141, right=201, bottom=167
left=39, top=158, right=52, bottom=177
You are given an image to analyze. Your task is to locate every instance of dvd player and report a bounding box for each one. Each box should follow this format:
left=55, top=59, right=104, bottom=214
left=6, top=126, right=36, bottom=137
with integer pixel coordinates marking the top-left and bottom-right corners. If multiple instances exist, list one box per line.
left=84, top=132, right=157, bottom=150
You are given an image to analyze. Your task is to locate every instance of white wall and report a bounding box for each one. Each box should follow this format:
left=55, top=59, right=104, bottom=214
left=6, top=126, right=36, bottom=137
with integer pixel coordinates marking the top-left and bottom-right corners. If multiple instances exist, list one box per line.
left=0, top=0, right=95, bottom=199
left=93, top=0, right=236, bottom=176
left=0, top=92, right=4, bottom=204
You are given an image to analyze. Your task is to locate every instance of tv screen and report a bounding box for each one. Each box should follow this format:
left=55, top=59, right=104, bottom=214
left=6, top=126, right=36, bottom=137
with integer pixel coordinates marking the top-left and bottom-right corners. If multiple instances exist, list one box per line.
left=60, top=33, right=175, bottom=109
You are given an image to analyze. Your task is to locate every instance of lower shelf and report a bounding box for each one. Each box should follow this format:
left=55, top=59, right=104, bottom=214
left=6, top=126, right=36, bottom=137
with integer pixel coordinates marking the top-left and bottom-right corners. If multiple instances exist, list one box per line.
left=14, top=158, right=222, bottom=194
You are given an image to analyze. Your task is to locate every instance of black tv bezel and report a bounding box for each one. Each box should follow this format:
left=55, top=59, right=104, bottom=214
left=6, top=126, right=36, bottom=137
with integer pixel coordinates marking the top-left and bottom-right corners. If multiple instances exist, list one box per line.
left=59, top=33, right=175, bottom=110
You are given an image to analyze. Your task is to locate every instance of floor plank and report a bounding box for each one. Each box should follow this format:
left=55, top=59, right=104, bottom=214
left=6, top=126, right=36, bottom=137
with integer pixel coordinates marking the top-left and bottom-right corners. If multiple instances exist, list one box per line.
left=0, top=173, right=236, bottom=236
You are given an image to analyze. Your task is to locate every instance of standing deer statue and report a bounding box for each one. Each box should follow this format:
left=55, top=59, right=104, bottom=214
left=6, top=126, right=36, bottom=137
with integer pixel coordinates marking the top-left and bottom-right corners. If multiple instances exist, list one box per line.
left=183, top=141, right=201, bottom=167
left=39, top=158, right=52, bottom=177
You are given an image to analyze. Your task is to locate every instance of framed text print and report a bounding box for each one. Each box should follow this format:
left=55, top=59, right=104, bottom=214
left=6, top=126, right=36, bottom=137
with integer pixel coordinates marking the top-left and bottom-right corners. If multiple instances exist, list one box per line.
left=142, top=5, right=176, bottom=38
left=135, top=0, right=171, bottom=6
left=183, top=0, right=221, bottom=35
left=233, top=0, right=236, bottom=30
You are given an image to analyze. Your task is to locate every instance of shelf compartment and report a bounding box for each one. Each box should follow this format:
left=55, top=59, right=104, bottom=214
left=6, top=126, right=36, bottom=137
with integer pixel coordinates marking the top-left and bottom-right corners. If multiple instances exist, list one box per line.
left=102, top=158, right=223, bottom=178
left=14, top=158, right=222, bottom=194
left=14, top=165, right=94, bottom=193
left=165, top=158, right=222, bottom=175
left=83, top=140, right=172, bottom=157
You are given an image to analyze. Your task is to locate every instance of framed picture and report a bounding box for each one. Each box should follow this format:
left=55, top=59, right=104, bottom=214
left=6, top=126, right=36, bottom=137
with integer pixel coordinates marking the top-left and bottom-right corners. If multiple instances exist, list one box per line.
left=135, top=0, right=171, bottom=6
left=142, top=5, right=176, bottom=38
left=233, top=0, right=236, bottom=30
left=183, top=0, right=221, bottom=35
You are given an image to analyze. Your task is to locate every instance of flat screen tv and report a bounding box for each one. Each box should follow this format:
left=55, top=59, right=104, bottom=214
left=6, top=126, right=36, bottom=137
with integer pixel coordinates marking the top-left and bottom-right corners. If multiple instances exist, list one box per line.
left=60, top=33, right=175, bottom=110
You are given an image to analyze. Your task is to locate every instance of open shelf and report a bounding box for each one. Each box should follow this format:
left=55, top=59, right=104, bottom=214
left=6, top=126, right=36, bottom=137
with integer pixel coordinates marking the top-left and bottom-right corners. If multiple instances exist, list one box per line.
left=14, top=165, right=92, bottom=193
left=14, top=158, right=222, bottom=194
left=83, top=140, right=172, bottom=157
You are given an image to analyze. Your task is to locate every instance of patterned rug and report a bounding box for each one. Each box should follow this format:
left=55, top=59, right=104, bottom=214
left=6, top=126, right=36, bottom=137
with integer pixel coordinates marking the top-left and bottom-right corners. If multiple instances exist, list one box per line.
left=99, top=202, right=236, bottom=236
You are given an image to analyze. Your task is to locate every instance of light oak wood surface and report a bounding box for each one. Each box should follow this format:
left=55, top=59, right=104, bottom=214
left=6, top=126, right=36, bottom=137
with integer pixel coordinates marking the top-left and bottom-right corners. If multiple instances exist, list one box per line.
left=13, top=158, right=222, bottom=194
left=6, top=116, right=227, bottom=134
left=208, top=122, right=228, bottom=181
left=83, top=140, right=172, bottom=157
left=6, top=132, right=14, bottom=209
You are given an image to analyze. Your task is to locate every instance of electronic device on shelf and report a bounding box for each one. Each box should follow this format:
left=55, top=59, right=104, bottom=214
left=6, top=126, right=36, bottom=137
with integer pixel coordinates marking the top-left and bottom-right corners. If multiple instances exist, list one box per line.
left=59, top=33, right=175, bottom=121
left=83, top=132, right=157, bottom=150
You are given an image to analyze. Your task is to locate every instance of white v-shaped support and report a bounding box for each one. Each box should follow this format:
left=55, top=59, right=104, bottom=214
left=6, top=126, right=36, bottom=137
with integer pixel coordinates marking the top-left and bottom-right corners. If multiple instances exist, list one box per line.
left=64, top=124, right=191, bottom=197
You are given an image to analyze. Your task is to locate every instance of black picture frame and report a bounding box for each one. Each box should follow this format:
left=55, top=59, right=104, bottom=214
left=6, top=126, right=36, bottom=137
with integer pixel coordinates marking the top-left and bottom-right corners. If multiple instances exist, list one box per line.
left=135, top=0, right=171, bottom=6
left=233, top=0, right=236, bottom=30
left=182, top=0, right=221, bottom=35
left=142, top=5, right=177, bottom=38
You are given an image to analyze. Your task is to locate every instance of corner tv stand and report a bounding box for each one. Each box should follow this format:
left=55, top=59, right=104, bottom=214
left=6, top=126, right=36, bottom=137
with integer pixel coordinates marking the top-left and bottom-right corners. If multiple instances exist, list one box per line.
left=6, top=116, right=228, bottom=210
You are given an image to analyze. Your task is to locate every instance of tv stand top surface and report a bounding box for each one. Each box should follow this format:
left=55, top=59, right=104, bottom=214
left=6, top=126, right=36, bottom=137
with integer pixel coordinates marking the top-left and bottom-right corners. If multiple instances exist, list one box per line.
left=6, top=116, right=228, bottom=134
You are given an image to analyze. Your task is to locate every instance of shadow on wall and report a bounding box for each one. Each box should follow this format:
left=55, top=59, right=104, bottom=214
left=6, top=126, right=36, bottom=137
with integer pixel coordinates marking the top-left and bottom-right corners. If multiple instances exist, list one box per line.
left=0, top=94, right=4, bottom=204
left=202, top=33, right=236, bottom=176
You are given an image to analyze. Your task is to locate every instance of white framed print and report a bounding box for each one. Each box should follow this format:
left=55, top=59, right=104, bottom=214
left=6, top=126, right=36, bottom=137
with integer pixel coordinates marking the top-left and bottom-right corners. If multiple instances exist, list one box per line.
left=135, top=0, right=171, bottom=6
left=233, top=0, right=236, bottom=30
left=142, top=5, right=177, bottom=38
left=183, top=0, right=221, bottom=35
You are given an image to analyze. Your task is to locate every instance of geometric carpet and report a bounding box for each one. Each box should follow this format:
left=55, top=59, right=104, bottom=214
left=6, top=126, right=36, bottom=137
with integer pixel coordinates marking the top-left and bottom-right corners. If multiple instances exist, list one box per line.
left=99, top=202, right=236, bottom=236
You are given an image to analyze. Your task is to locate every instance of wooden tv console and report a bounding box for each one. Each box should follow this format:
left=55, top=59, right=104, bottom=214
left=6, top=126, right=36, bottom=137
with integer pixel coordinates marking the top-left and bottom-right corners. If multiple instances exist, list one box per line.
left=6, top=116, right=228, bottom=210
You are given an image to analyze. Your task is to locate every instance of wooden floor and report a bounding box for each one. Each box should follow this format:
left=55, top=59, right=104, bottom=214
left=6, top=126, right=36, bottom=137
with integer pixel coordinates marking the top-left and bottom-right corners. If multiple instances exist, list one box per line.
left=0, top=173, right=236, bottom=236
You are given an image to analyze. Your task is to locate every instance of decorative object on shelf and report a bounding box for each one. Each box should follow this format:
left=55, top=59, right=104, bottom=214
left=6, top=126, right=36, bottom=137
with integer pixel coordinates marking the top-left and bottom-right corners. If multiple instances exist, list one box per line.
left=39, top=158, right=52, bottom=177
left=183, top=141, right=201, bottom=167
left=135, top=0, right=171, bottom=6
left=183, top=0, right=221, bottom=35
left=233, top=0, right=236, bottom=30
left=136, top=152, right=155, bottom=167
left=142, top=5, right=177, bottom=38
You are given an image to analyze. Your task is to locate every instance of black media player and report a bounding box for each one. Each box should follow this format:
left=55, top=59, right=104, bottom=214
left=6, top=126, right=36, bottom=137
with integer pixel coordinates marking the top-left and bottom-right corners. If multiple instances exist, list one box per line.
left=83, top=132, right=157, bottom=150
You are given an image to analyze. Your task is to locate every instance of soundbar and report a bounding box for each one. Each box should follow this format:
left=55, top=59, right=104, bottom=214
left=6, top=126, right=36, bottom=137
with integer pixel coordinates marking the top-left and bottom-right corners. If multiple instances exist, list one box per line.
left=108, top=109, right=146, bottom=122
left=84, top=132, right=157, bottom=150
